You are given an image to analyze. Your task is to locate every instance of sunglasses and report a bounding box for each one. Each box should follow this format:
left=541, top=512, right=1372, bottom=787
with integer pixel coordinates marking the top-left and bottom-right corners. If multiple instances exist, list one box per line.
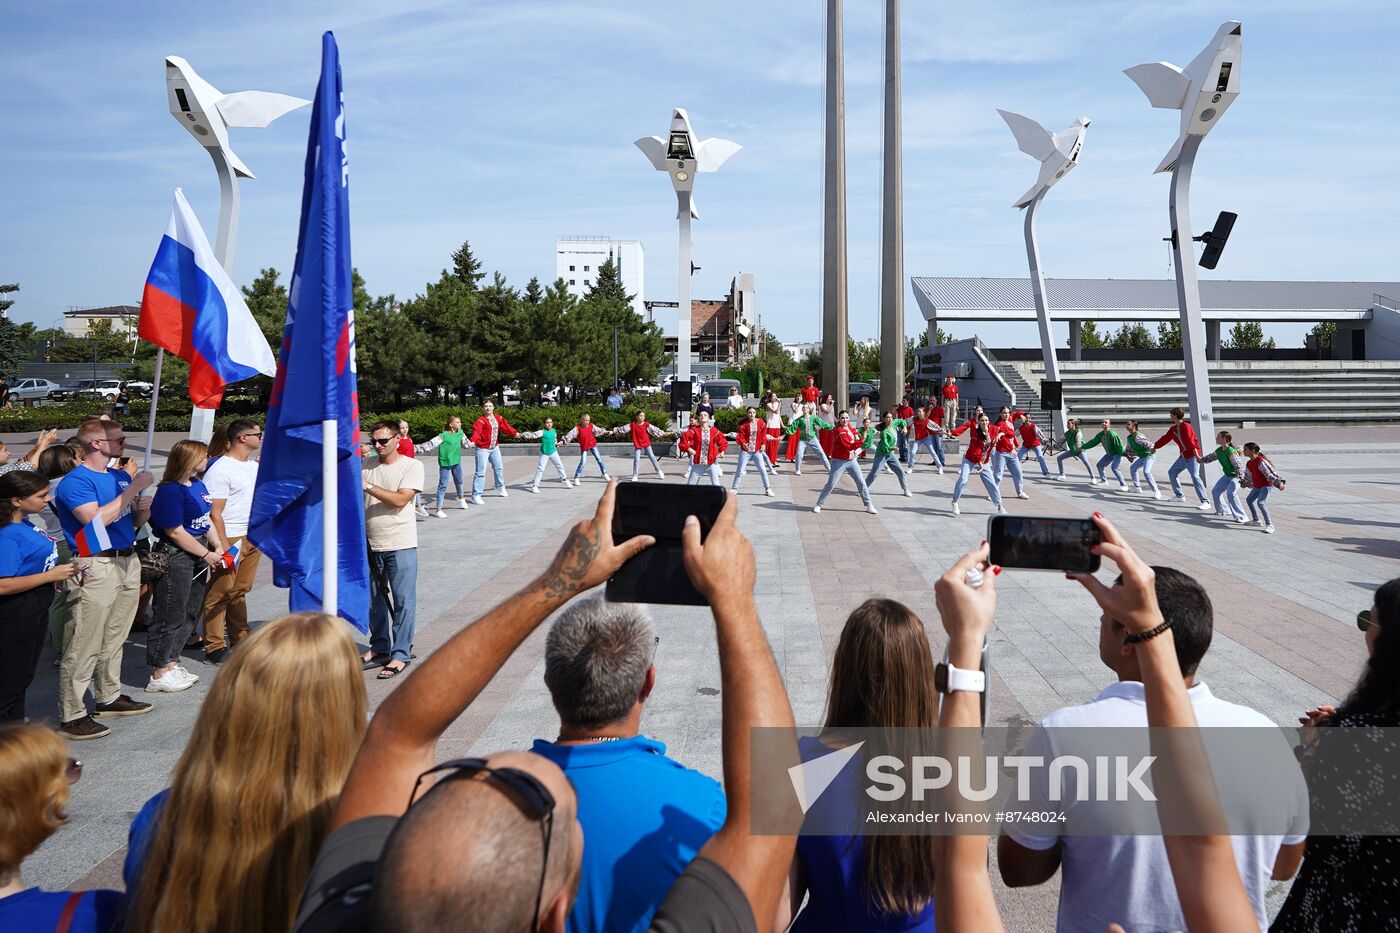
left=1358, top=610, right=1375, bottom=632
left=371, top=436, right=396, bottom=447
left=240, top=431, right=264, bottom=440
left=410, top=758, right=556, bottom=929
left=67, top=757, right=83, bottom=785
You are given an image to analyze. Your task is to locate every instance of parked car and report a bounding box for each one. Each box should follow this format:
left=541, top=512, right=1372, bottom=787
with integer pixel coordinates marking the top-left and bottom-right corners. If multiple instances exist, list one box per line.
left=8, top=378, right=59, bottom=401
left=124, top=381, right=153, bottom=398
left=848, top=382, right=880, bottom=407
left=79, top=379, right=125, bottom=401
left=51, top=379, right=99, bottom=402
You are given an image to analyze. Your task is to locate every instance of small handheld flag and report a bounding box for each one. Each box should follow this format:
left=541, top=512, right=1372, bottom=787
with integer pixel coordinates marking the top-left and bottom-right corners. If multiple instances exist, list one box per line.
left=72, top=514, right=113, bottom=558
left=220, top=540, right=241, bottom=571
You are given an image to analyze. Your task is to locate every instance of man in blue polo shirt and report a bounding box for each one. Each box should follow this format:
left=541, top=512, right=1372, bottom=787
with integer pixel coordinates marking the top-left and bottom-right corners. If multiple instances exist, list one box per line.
left=53, top=419, right=154, bottom=740
left=531, top=594, right=726, bottom=933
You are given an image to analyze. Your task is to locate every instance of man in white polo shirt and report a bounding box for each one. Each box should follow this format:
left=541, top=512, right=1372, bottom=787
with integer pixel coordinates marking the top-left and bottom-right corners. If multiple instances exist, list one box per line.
left=997, top=566, right=1308, bottom=933
left=201, top=418, right=262, bottom=663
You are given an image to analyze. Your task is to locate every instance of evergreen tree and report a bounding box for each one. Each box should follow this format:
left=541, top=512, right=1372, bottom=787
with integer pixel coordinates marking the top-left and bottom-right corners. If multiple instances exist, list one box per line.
left=48, top=317, right=132, bottom=364
left=1157, top=320, right=1183, bottom=349
left=1106, top=322, right=1156, bottom=350
left=1223, top=320, right=1275, bottom=350
left=450, top=240, right=485, bottom=292
left=523, top=276, right=544, bottom=305
left=0, top=285, right=32, bottom=380
left=241, top=267, right=291, bottom=348
left=403, top=272, right=475, bottom=402
left=586, top=257, right=632, bottom=305
left=1076, top=321, right=1106, bottom=350
left=0, top=283, right=17, bottom=315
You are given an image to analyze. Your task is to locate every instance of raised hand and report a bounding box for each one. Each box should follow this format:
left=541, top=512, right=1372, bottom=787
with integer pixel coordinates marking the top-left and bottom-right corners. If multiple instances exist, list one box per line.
left=540, top=480, right=654, bottom=601
left=1066, top=513, right=1162, bottom=635
left=681, top=491, right=753, bottom=608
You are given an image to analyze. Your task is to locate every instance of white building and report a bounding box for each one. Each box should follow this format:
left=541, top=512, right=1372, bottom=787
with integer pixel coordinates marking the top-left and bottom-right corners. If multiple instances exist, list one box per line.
left=555, top=236, right=645, bottom=317
left=783, top=341, right=820, bottom=363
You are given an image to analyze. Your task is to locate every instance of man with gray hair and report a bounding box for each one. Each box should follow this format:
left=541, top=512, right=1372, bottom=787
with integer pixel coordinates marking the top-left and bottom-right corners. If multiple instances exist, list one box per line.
left=531, top=594, right=725, bottom=933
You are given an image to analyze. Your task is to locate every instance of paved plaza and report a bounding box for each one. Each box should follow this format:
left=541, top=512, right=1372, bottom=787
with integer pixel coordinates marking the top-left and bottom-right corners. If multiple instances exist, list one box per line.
left=17, top=426, right=1400, bottom=927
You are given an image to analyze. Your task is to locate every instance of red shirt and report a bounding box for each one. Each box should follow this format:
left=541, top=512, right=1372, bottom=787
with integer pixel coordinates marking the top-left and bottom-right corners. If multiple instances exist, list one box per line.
left=951, top=420, right=993, bottom=463
left=570, top=425, right=601, bottom=451
left=470, top=414, right=518, bottom=448
left=1017, top=422, right=1041, bottom=448
left=992, top=419, right=1018, bottom=453
left=1154, top=421, right=1201, bottom=458
left=913, top=417, right=940, bottom=441
left=735, top=419, right=767, bottom=452
left=396, top=437, right=415, bottom=458
left=800, top=385, right=821, bottom=404
left=628, top=421, right=659, bottom=448
left=679, top=424, right=727, bottom=465
left=941, top=382, right=959, bottom=400
left=829, top=425, right=862, bottom=459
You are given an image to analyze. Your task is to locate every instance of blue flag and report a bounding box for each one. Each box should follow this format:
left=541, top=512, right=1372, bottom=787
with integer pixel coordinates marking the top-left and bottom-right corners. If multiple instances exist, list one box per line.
left=248, top=32, right=369, bottom=631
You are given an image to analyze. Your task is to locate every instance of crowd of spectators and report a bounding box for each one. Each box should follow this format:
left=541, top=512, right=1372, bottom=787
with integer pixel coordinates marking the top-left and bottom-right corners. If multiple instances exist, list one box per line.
left=0, top=476, right=1395, bottom=932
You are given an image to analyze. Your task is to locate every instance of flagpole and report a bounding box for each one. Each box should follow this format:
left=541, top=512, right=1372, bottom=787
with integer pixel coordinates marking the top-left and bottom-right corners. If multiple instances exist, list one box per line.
left=141, top=348, right=165, bottom=473
left=322, top=418, right=338, bottom=616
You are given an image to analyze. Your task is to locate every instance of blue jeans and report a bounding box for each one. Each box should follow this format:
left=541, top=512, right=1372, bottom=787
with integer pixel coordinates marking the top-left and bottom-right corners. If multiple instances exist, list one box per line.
left=473, top=447, right=506, bottom=497
left=574, top=448, right=608, bottom=479
left=1167, top=456, right=1208, bottom=502
left=793, top=438, right=830, bottom=472
left=953, top=459, right=1002, bottom=506
left=632, top=447, right=662, bottom=476
left=533, top=453, right=569, bottom=487
left=992, top=450, right=1025, bottom=495
left=686, top=464, right=722, bottom=486
left=911, top=436, right=944, bottom=470
left=732, top=450, right=771, bottom=489
left=369, top=547, right=418, bottom=663
left=1096, top=454, right=1126, bottom=485
left=816, top=457, right=870, bottom=507
left=1022, top=445, right=1050, bottom=476
left=1246, top=485, right=1272, bottom=525
left=865, top=454, right=908, bottom=491
left=435, top=463, right=464, bottom=509
left=897, top=431, right=910, bottom=464
left=1130, top=454, right=1159, bottom=493
left=1057, top=450, right=1093, bottom=479
left=1213, top=475, right=1246, bottom=520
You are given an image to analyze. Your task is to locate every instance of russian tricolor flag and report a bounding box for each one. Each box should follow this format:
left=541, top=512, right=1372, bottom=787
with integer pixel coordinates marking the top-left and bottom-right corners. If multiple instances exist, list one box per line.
left=220, top=540, right=241, bottom=571
left=73, top=514, right=112, bottom=558
left=138, top=190, right=276, bottom=409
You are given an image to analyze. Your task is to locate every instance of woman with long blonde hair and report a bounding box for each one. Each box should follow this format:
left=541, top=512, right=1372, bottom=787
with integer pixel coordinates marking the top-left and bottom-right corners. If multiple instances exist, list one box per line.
left=123, top=613, right=367, bottom=933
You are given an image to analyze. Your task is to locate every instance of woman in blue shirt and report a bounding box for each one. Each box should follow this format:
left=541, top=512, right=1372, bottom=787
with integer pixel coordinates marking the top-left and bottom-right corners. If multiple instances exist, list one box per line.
left=777, top=598, right=938, bottom=932
left=146, top=441, right=225, bottom=694
left=0, top=471, right=78, bottom=721
left=0, top=724, right=121, bottom=932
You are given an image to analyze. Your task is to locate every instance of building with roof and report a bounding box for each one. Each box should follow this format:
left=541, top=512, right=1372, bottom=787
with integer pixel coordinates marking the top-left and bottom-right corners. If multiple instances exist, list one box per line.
left=646, top=273, right=757, bottom=367
left=911, top=277, right=1400, bottom=361
left=62, top=304, right=139, bottom=338
left=555, top=236, right=645, bottom=317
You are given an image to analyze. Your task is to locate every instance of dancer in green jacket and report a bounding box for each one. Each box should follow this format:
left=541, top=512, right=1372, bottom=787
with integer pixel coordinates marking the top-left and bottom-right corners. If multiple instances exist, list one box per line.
left=784, top=403, right=832, bottom=474
left=1082, top=418, right=1129, bottom=490
left=1055, top=418, right=1096, bottom=483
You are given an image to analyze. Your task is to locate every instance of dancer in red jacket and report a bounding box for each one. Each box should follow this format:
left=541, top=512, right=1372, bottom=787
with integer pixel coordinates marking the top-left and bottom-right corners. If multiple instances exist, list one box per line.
left=949, top=413, right=1005, bottom=516
left=813, top=411, right=876, bottom=515
left=1154, top=407, right=1212, bottom=510
left=469, top=400, right=517, bottom=503
left=615, top=410, right=668, bottom=481
left=562, top=413, right=612, bottom=482
left=679, top=410, right=728, bottom=486
left=729, top=408, right=774, bottom=496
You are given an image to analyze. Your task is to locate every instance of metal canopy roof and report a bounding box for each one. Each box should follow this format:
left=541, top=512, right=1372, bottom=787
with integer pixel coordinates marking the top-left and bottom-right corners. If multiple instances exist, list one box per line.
left=911, top=277, right=1399, bottom=322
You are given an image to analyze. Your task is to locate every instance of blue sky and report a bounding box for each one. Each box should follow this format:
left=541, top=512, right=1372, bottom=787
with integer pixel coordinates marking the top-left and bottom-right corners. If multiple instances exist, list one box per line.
left=3, top=1, right=1398, bottom=350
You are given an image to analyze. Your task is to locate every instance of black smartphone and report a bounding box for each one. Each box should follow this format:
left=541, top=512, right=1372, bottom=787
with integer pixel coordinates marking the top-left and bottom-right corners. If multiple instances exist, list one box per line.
left=987, top=515, right=1102, bottom=574
left=607, top=483, right=726, bottom=605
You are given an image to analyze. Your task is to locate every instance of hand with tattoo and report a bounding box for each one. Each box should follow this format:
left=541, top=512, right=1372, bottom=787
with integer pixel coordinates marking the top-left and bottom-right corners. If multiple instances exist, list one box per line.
left=541, top=480, right=655, bottom=601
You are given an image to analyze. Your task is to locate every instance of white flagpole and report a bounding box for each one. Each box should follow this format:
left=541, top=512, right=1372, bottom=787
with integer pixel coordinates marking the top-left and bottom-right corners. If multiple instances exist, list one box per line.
left=322, top=418, right=338, bottom=616
left=141, top=348, right=165, bottom=473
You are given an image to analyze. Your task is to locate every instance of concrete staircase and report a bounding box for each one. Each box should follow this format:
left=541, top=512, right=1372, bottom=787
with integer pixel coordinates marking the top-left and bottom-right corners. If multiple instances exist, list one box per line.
left=1005, top=360, right=1400, bottom=426
left=986, top=352, right=1056, bottom=438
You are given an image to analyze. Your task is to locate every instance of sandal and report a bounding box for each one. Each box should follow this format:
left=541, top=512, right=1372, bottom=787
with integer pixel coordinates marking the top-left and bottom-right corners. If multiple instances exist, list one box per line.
left=377, top=661, right=408, bottom=680
left=361, top=653, right=391, bottom=671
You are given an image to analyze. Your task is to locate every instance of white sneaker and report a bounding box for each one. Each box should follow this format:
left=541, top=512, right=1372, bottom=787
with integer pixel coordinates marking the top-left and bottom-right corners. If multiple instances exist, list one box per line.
left=794, top=470, right=803, bottom=476
left=1091, top=478, right=1103, bottom=486
left=951, top=501, right=960, bottom=515
left=764, top=488, right=774, bottom=497
left=1152, top=491, right=1162, bottom=500
left=174, top=665, right=199, bottom=685
left=565, top=480, right=575, bottom=488
left=1263, top=524, right=1275, bottom=534
left=146, top=669, right=193, bottom=693
left=630, top=475, right=640, bottom=482
left=463, top=497, right=474, bottom=508
left=657, top=471, right=666, bottom=479
left=529, top=486, right=539, bottom=494
left=471, top=495, right=485, bottom=505
left=1235, top=516, right=1248, bottom=524
left=902, top=488, right=912, bottom=497
left=812, top=505, right=822, bottom=514
left=1017, top=491, right=1029, bottom=499
left=1117, top=485, right=1129, bottom=493
left=1196, top=501, right=1214, bottom=512
left=996, top=504, right=1008, bottom=513
left=433, top=509, right=447, bottom=519
left=865, top=504, right=878, bottom=514
left=937, top=467, right=944, bottom=475
left=499, top=488, right=509, bottom=498
left=414, top=505, right=430, bottom=517
left=1131, top=484, right=1142, bottom=492
left=1172, top=495, right=1185, bottom=503
left=1055, top=474, right=1066, bottom=481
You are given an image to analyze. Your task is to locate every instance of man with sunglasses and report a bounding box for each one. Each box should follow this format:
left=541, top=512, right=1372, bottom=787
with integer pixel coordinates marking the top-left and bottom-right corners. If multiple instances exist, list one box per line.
left=295, top=484, right=799, bottom=933
left=53, top=419, right=154, bottom=740
left=201, top=418, right=264, bottom=663
left=361, top=421, right=425, bottom=678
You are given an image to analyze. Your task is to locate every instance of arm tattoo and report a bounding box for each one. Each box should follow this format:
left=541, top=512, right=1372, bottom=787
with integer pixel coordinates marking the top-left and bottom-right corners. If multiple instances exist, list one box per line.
left=542, top=525, right=601, bottom=600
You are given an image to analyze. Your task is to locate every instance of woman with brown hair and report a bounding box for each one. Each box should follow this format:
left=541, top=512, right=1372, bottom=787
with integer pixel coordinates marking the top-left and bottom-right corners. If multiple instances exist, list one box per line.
left=0, top=724, right=121, bottom=930
left=145, top=440, right=224, bottom=694
left=777, top=598, right=938, bottom=931
left=122, top=612, right=367, bottom=933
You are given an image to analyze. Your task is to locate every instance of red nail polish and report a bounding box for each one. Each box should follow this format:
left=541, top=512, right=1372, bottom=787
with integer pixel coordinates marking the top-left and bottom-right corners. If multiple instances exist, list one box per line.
left=993, top=566, right=1002, bottom=576
left=1093, top=511, right=1103, bottom=519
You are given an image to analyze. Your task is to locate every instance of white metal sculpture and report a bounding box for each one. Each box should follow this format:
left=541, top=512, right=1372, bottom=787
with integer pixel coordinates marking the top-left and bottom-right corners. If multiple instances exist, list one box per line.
left=164, top=56, right=308, bottom=441
left=636, top=109, right=740, bottom=423
left=998, top=110, right=1090, bottom=438
left=1124, top=20, right=1242, bottom=438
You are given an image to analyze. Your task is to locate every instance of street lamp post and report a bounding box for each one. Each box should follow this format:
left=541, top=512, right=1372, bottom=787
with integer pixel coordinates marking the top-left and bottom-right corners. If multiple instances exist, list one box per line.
left=613, top=325, right=620, bottom=391
left=1125, top=20, right=1242, bottom=438
left=163, top=56, right=308, bottom=441
left=636, top=109, right=740, bottom=429
left=997, top=110, right=1090, bottom=439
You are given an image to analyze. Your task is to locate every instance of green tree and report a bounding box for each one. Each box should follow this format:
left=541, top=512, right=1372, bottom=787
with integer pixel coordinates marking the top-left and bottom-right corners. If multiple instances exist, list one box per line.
left=0, top=285, right=34, bottom=380
left=1106, top=322, right=1156, bottom=350
left=48, top=317, right=133, bottom=364
left=1157, top=320, right=1182, bottom=349
left=523, top=276, right=544, bottom=305
left=450, top=240, right=485, bottom=292
left=742, top=326, right=805, bottom=394
left=0, top=283, right=18, bottom=315
left=518, top=279, right=571, bottom=403
left=848, top=338, right=880, bottom=382
left=1306, top=321, right=1336, bottom=352
left=1075, top=321, right=1106, bottom=350
left=1223, top=321, right=1275, bottom=350
left=586, top=257, right=631, bottom=305
left=566, top=271, right=664, bottom=396
left=402, top=273, right=474, bottom=402
left=242, top=267, right=291, bottom=348
left=356, top=293, right=428, bottom=408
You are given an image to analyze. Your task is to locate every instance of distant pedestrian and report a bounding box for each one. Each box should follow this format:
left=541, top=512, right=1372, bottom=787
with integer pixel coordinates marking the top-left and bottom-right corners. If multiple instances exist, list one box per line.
left=1015, top=412, right=1050, bottom=477
left=800, top=374, right=820, bottom=405
left=816, top=393, right=837, bottom=457
left=1055, top=417, right=1095, bottom=483
left=695, top=392, right=715, bottom=420
left=784, top=403, right=832, bottom=475
left=895, top=397, right=915, bottom=465
left=201, top=418, right=264, bottom=663
left=1155, top=407, right=1213, bottom=510
left=909, top=406, right=945, bottom=474
left=864, top=411, right=911, bottom=498
left=606, top=387, right=624, bottom=411
left=1200, top=431, right=1248, bottom=523
left=362, top=420, right=425, bottom=677
left=1125, top=419, right=1161, bottom=499
left=813, top=411, right=875, bottom=514
left=762, top=390, right=784, bottom=471
left=1242, top=442, right=1286, bottom=535
left=416, top=416, right=471, bottom=518
left=726, top=386, right=744, bottom=409
left=941, top=374, right=959, bottom=427
left=1082, top=418, right=1128, bottom=491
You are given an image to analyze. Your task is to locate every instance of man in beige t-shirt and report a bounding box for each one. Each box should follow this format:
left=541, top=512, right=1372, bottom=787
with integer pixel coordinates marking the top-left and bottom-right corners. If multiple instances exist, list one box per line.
left=362, top=420, right=425, bottom=678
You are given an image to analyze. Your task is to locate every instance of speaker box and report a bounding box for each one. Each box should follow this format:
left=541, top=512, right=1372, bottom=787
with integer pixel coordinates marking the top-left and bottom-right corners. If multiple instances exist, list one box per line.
left=670, top=380, right=693, bottom=412
left=1040, top=380, right=1063, bottom=410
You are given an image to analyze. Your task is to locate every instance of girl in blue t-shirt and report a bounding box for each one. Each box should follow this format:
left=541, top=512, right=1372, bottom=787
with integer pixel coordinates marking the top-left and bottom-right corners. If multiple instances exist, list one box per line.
left=0, top=472, right=78, bottom=721
left=146, top=441, right=225, bottom=694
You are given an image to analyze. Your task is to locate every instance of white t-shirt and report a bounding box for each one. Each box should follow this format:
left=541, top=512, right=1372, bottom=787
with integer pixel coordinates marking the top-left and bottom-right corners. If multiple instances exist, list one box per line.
left=1005, top=681, right=1308, bottom=933
left=203, top=456, right=260, bottom=538
left=363, top=455, right=424, bottom=552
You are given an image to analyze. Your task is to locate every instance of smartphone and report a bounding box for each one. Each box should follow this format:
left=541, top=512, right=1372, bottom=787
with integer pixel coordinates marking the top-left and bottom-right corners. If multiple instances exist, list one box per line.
left=607, top=483, right=726, bottom=605
left=987, top=515, right=1102, bottom=574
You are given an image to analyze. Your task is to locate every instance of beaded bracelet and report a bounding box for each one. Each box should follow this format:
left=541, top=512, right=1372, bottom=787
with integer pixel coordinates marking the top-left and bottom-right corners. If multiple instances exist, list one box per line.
left=1124, top=618, right=1173, bottom=644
